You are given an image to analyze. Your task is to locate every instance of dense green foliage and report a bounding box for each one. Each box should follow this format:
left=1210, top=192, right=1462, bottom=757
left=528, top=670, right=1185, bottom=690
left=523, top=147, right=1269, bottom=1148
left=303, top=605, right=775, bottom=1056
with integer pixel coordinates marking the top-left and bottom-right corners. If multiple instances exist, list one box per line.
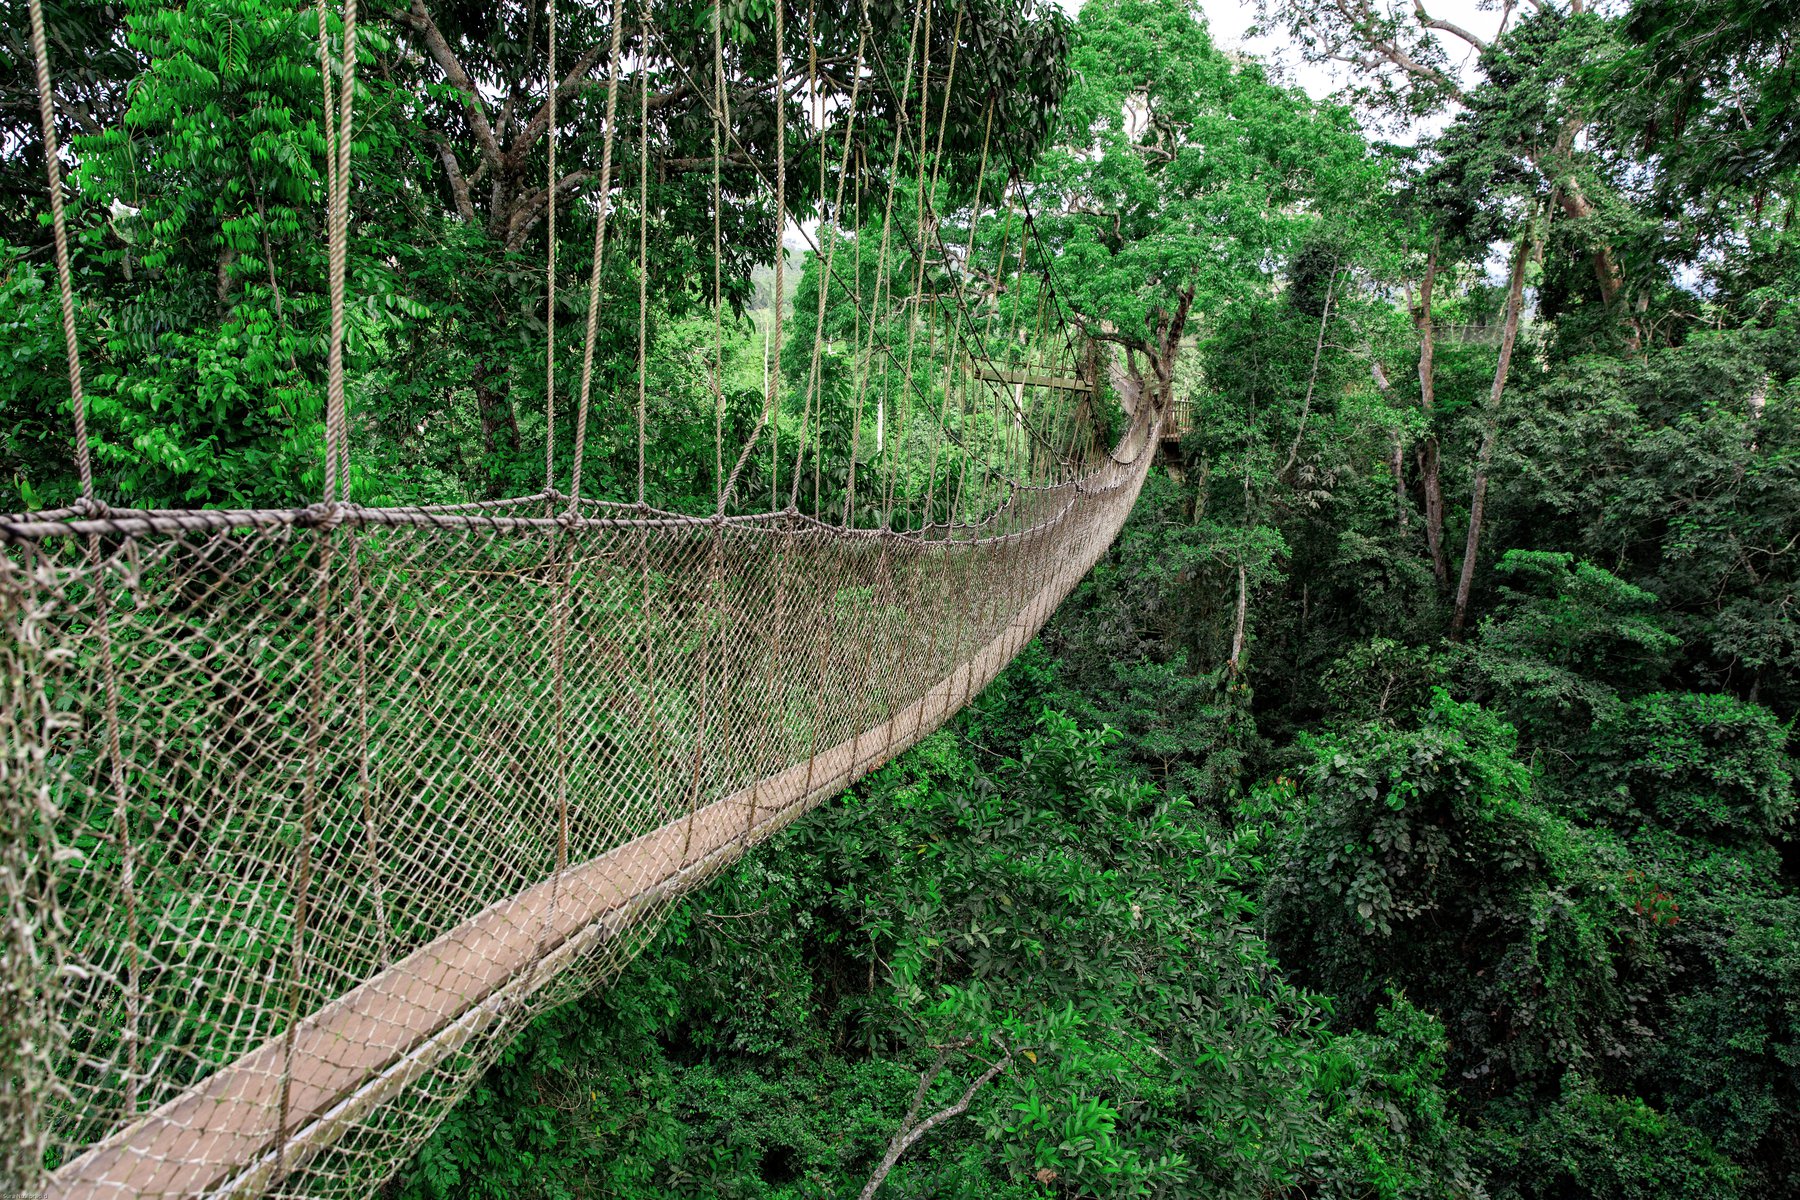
left=6, top=0, right=1797, bottom=1194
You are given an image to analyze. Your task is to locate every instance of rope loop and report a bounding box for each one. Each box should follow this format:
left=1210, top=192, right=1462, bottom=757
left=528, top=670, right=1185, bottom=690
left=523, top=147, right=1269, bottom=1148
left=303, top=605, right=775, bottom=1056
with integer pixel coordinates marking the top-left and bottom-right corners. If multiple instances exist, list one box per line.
left=299, top=501, right=349, bottom=531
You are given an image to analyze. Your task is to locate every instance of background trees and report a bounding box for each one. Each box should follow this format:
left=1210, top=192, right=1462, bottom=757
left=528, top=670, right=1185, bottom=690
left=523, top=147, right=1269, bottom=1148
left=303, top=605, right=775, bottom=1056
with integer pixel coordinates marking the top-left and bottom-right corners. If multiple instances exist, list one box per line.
left=2, top=0, right=1074, bottom=508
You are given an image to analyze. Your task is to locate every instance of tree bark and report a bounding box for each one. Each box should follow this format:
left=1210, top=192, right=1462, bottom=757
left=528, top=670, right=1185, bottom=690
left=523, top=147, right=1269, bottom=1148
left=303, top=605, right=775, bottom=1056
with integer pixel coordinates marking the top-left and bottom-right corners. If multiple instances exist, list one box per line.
left=1450, top=222, right=1533, bottom=638
left=474, top=360, right=521, bottom=498
left=1366, top=358, right=1409, bottom=531
left=1147, top=284, right=1196, bottom=415
left=860, top=1045, right=1012, bottom=1200
left=1281, top=272, right=1337, bottom=479
left=1227, top=557, right=1250, bottom=677
left=1415, top=236, right=1449, bottom=585
left=1390, top=426, right=1409, bottom=530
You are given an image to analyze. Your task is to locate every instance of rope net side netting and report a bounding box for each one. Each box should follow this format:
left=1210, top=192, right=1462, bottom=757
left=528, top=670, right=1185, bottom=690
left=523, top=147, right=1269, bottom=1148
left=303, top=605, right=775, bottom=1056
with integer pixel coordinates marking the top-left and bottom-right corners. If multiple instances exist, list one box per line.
left=2, top=0, right=1162, bottom=1194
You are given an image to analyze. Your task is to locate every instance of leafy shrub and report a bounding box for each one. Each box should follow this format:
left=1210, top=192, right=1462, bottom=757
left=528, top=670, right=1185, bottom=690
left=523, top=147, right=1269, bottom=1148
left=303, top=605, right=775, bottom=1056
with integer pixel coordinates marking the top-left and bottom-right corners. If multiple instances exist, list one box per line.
left=1264, top=691, right=1666, bottom=1090
left=1477, top=1079, right=1742, bottom=1200
left=1469, top=551, right=1678, bottom=740
left=1587, top=691, right=1797, bottom=839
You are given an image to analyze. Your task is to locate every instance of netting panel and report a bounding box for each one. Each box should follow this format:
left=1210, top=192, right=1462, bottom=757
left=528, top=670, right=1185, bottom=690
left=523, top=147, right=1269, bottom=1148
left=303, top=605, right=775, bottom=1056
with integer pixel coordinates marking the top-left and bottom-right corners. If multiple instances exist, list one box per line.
left=2, top=422, right=1153, bottom=1199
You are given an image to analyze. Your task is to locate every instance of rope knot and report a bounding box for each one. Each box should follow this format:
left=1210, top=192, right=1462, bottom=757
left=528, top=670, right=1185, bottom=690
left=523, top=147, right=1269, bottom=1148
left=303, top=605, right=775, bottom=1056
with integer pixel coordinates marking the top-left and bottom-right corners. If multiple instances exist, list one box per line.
left=301, top=501, right=348, bottom=532
left=71, top=496, right=111, bottom=519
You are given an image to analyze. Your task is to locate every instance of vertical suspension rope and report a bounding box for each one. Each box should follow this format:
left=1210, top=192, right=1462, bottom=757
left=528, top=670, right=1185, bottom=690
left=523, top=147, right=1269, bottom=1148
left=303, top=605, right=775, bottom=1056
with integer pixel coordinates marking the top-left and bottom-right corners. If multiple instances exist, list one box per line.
left=842, top=166, right=867, bottom=526
left=544, top=0, right=558, bottom=494
left=569, top=0, right=628, bottom=508
left=872, top=0, right=931, bottom=533
left=681, top=0, right=729, bottom=866
left=285, top=0, right=357, bottom=1174
left=26, top=0, right=93, bottom=508
left=768, top=0, right=785, bottom=512
left=805, top=0, right=824, bottom=518
left=920, top=93, right=987, bottom=527
left=750, top=0, right=788, bottom=840
left=636, top=0, right=649, bottom=508
left=543, top=0, right=572, bottom=963
left=321, top=0, right=359, bottom=505
left=632, top=0, right=670, bottom=847
left=30, top=0, right=142, bottom=1129
left=789, top=0, right=869, bottom=510
left=712, top=0, right=726, bottom=510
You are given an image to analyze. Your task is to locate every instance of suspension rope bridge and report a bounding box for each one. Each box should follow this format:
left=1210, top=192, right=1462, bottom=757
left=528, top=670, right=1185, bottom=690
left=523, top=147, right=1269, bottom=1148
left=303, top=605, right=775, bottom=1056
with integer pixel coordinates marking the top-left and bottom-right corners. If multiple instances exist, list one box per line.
left=2, top=0, right=1163, bottom=1194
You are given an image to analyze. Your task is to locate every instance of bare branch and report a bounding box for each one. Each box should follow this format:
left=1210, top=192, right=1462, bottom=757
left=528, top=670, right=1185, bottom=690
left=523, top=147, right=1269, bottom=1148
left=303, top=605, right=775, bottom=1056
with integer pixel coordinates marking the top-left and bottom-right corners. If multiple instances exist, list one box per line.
left=1412, top=0, right=1488, bottom=52
left=1328, top=0, right=1467, bottom=103
left=859, top=1044, right=1012, bottom=1200
left=434, top=135, right=476, bottom=222
left=401, top=0, right=506, bottom=172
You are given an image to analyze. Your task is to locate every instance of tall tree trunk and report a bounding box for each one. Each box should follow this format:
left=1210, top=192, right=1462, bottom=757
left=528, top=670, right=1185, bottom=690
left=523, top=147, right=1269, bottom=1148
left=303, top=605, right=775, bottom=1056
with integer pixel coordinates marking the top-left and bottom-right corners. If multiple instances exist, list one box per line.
left=1390, top=428, right=1409, bottom=530
left=1227, top=558, right=1249, bottom=677
left=1415, top=237, right=1450, bottom=586
left=474, top=360, right=522, bottom=498
left=1450, top=224, right=1533, bottom=638
left=1227, top=439, right=1252, bottom=677
left=1281, top=273, right=1337, bottom=480
left=1148, top=285, right=1196, bottom=414
left=1537, top=124, right=1643, bottom=353
left=1368, top=359, right=1410, bottom=532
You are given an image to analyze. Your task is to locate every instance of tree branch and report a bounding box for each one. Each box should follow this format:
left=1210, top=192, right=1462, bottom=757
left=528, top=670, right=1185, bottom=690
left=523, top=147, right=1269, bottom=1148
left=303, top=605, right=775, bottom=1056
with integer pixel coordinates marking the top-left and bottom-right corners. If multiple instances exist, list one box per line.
left=507, top=42, right=609, bottom=163
left=504, top=168, right=595, bottom=248
left=434, top=134, right=476, bottom=222
left=401, top=0, right=506, bottom=172
left=1412, top=0, right=1488, bottom=52
left=1281, top=273, right=1338, bottom=479
left=1329, top=0, right=1467, bottom=103
left=859, top=1044, right=1012, bottom=1200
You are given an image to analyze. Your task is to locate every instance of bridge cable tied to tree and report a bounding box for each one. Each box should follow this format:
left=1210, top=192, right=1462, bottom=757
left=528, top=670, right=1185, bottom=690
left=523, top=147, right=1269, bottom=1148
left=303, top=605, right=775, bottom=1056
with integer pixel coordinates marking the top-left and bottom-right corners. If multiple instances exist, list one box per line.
left=0, top=0, right=1165, bottom=1193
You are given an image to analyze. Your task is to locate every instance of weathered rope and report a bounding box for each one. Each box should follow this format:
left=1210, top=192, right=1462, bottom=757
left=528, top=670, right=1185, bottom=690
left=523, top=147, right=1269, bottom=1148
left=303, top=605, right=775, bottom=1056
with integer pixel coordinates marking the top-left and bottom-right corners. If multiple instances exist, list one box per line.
left=639, top=8, right=976, bottom=481
left=320, top=0, right=360, bottom=505
left=636, top=0, right=650, bottom=508
left=26, top=0, right=93, bottom=508
left=768, top=0, right=785, bottom=513
left=788, top=0, right=871, bottom=510
left=747, top=0, right=790, bottom=840
left=711, top=0, right=725, bottom=510
left=871, top=0, right=932, bottom=529
left=29, top=0, right=141, bottom=1130
left=568, top=0, right=628, bottom=509
left=544, top=0, right=559, bottom=494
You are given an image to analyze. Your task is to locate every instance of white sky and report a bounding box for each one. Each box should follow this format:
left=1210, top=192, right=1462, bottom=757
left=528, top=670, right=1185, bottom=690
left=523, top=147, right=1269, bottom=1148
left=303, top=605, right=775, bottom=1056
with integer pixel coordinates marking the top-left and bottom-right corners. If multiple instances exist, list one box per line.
left=1199, top=0, right=1496, bottom=102
left=1052, top=0, right=1501, bottom=110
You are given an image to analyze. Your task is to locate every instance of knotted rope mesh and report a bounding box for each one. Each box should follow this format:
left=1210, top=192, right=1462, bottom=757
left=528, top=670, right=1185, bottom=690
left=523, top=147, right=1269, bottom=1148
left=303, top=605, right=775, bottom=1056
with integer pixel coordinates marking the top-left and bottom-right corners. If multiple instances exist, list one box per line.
left=3, top=0, right=1164, bottom=1193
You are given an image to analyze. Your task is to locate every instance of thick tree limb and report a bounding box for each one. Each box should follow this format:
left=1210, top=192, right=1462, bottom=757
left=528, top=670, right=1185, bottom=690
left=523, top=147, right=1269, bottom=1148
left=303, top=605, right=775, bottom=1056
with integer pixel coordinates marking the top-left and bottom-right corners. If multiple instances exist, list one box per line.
left=507, top=43, right=610, bottom=161
left=504, top=169, right=595, bottom=248
left=859, top=1043, right=1012, bottom=1200
left=401, top=0, right=506, bottom=172
left=1415, top=236, right=1449, bottom=585
left=1328, top=0, right=1465, bottom=102
left=1411, top=0, right=1488, bottom=51
left=1281, top=273, right=1338, bottom=479
left=434, top=135, right=476, bottom=222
